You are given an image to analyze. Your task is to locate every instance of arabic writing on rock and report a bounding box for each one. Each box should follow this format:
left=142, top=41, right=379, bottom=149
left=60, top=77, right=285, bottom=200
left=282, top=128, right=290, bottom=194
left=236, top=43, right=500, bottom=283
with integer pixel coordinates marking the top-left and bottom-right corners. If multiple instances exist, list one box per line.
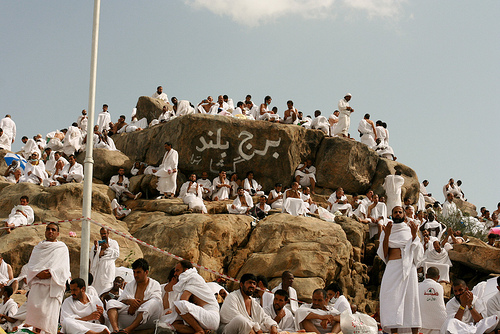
left=191, top=128, right=282, bottom=173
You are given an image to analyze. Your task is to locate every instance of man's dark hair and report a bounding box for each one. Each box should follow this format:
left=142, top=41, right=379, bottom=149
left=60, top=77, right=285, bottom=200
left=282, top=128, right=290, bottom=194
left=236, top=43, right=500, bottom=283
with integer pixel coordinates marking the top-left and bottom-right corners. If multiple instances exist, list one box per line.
left=47, top=222, right=60, bottom=232
left=3, top=286, right=13, bottom=297
left=265, top=95, right=271, bottom=102
left=179, top=260, right=193, bottom=270
left=275, top=183, right=282, bottom=188
left=488, top=233, right=497, bottom=239
left=70, top=277, right=86, bottom=289
left=282, top=271, right=293, bottom=279
left=157, top=86, right=162, bottom=90
left=240, top=273, right=257, bottom=284
left=68, top=154, right=75, bottom=159
left=72, top=122, right=78, bottom=127
left=237, top=101, right=243, bottom=108
left=120, top=115, right=126, bottom=120
left=287, top=100, right=293, bottom=105
left=364, top=113, right=370, bottom=119
left=313, top=288, right=327, bottom=299
left=275, top=289, right=289, bottom=301
left=256, top=275, right=268, bottom=288
left=246, top=94, right=252, bottom=99
left=132, top=258, right=149, bottom=271
left=103, top=104, right=108, bottom=107
left=88, top=272, right=94, bottom=286
left=20, top=195, right=29, bottom=202
left=326, top=282, right=342, bottom=295
left=452, top=279, right=466, bottom=287
left=164, top=141, right=172, bottom=147
left=426, top=267, right=440, bottom=279
left=223, top=95, right=228, bottom=99
left=22, top=136, right=28, bottom=141
left=246, top=171, right=254, bottom=177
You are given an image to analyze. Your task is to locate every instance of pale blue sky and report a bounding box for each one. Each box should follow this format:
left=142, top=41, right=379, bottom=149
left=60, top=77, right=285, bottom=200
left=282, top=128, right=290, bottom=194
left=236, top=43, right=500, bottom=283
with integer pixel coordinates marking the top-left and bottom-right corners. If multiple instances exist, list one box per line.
left=1, top=1, right=499, bottom=211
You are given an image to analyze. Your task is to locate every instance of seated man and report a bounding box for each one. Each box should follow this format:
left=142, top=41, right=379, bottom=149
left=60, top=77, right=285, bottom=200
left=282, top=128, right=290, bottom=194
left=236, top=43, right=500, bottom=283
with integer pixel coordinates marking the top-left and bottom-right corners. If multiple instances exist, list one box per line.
left=295, top=289, right=341, bottom=334
left=422, top=240, right=452, bottom=282
left=60, top=278, right=109, bottom=334
left=172, top=97, right=195, bottom=116
left=418, top=267, right=446, bottom=334
left=109, top=167, right=141, bottom=201
left=420, top=180, right=437, bottom=205
left=267, top=183, right=284, bottom=210
left=4, top=195, right=34, bottom=233
left=441, top=279, right=498, bottom=334
left=264, top=289, right=296, bottom=332
left=443, top=178, right=462, bottom=200
left=294, top=159, right=316, bottom=193
left=301, top=186, right=318, bottom=214
left=327, top=187, right=353, bottom=216
left=197, top=171, right=213, bottom=200
left=107, top=258, right=163, bottom=333
left=162, top=260, right=219, bottom=333
left=250, top=195, right=271, bottom=219
left=197, top=96, right=218, bottom=114
left=228, top=187, right=253, bottom=215
left=310, top=110, right=330, bottom=134
left=151, top=85, right=169, bottom=104
left=111, top=199, right=131, bottom=220
left=56, top=154, right=84, bottom=184
left=219, top=273, right=278, bottom=334
left=282, top=100, right=299, bottom=125
left=62, top=122, right=83, bottom=155
left=19, top=152, right=47, bottom=185
left=118, top=116, right=148, bottom=133
left=179, top=173, right=208, bottom=213
left=3, top=164, right=22, bottom=184
left=212, top=170, right=231, bottom=201
left=100, top=276, right=125, bottom=308
left=0, top=286, right=18, bottom=333
left=325, top=282, right=352, bottom=315
left=150, top=105, right=175, bottom=126
left=283, top=182, right=308, bottom=217
left=271, top=271, right=299, bottom=314
left=243, top=171, right=264, bottom=196
left=420, top=211, right=445, bottom=239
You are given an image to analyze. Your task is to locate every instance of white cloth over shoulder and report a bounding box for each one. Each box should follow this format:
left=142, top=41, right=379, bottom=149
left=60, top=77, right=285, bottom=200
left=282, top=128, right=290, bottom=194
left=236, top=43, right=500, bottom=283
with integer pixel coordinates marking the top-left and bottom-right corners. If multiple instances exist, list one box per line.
left=264, top=305, right=296, bottom=332
left=377, top=222, right=424, bottom=333
left=155, top=148, right=178, bottom=195
left=6, top=204, right=34, bottom=227
left=60, top=293, right=108, bottom=334
left=179, top=181, right=207, bottom=213
left=90, top=237, right=119, bottom=295
left=26, top=240, right=71, bottom=334
left=383, top=174, right=405, bottom=214
left=295, top=303, right=339, bottom=333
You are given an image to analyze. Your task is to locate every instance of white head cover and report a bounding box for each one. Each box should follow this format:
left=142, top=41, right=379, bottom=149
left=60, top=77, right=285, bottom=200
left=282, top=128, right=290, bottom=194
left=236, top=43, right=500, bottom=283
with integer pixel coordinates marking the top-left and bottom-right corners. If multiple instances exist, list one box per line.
left=345, top=93, right=352, bottom=97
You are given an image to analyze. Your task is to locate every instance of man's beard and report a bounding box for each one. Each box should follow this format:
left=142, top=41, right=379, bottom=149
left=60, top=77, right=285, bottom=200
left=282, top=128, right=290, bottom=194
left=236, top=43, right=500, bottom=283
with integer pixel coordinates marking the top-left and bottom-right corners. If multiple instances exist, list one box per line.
left=393, top=217, right=405, bottom=224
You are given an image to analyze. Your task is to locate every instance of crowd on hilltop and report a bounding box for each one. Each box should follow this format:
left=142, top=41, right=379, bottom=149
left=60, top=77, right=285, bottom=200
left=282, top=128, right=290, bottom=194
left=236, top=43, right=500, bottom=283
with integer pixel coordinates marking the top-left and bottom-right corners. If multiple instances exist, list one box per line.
left=2, top=86, right=500, bottom=334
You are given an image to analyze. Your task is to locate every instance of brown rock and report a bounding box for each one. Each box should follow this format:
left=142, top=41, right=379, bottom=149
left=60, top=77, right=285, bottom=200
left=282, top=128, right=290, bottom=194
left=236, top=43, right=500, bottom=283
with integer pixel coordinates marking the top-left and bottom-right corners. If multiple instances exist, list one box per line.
left=454, top=198, right=477, bottom=217
left=315, top=137, right=379, bottom=193
left=334, top=215, right=367, bottom=248
left=113, top=114, right=324, bottom=191
left=370, top=158, right=420, bottom=205
left=136, top=96, right=173, bottom=124
left=131, top=214, right=253, bottom=282
left=448, top=237, right=500, bottom=273
left=75, top=148, right=133, bottom=185
left=268, top=277, right=325, bottom=303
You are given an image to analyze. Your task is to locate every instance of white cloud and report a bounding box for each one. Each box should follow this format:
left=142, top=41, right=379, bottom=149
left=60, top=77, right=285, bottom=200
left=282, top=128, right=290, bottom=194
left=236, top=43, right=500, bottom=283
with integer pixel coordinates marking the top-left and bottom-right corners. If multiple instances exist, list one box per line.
left=184, top=0, right=406, bottom=27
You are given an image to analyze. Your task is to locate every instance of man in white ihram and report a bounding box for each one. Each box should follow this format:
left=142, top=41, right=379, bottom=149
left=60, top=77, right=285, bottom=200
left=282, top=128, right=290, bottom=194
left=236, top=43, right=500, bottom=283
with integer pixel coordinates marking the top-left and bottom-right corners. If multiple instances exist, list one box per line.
left=383, top=170, right=405, bottom=214
left=154, top=142, right=178, bottom=199
left=418, top=267, right=446, bottom=334
left=97, top=104, right=111, bottom=133
left=0, top=115, right=16, bottom=151
left=358, top=113, right=377, bottom=149
left=25, top=222, right=71, bottom=334
left=377, top=206, right=423, bottom=334
left=60, top=277, right=109, bottom=334
left=4, top=195, right=34, bottom=233
left=90, top=227, right=119, bottom=295
left=151, top=85, right=169, bottom=104
left=334, top=93, right=354, bottom=137
left=161, top=260, right=219, bottom=333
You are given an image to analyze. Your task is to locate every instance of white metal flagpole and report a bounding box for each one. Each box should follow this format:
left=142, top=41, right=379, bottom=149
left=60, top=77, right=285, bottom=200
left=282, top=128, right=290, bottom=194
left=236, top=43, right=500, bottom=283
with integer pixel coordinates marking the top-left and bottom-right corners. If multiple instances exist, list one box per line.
left=80, top=0, right=101, bottom=285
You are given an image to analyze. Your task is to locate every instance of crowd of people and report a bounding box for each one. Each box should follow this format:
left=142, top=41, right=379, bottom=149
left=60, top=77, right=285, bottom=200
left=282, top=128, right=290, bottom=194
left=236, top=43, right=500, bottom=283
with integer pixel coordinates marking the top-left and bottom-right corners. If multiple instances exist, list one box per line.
left=2, top=87, right=500, bottom=334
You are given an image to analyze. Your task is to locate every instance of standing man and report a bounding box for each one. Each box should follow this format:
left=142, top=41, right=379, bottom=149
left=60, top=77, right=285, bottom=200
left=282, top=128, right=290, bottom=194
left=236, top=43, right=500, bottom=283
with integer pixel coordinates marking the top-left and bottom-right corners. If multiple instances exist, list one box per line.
left=358, top=113, right=377, bottom=149
left=25, top=222, right=71, bottom=334
left=97, top=104, right=111, bottom=133
left=154, top=142, right=178, bottom=198
left=334, top=94, right=354, bottom=137
left=90, top=227, right=120, bottom=295
left=272, top=271, right=299, bottom=314
left=383, top=170, right=405, bottom=214
left=377, top=206, right=423, bottom=334
left=0, top=115, right=16, bottom=151
left=418, top=267, right=446, bottom=334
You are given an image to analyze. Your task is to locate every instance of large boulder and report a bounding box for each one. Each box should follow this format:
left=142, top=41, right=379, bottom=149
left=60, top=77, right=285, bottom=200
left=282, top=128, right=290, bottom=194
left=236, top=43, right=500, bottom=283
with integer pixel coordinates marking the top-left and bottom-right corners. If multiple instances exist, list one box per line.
left=0, top=182, right=143, bottom=277
left=228, top=214, right=353, bottom=299
left=449, top=237, right=500, bottom=274
left=131, top=214, right=253, bottom=282
left=135, top=96, right=173, bottom=124
left=75, top=149, right=134, bottom=184
left=454, top=198, right=478, bottom=217
left=370, top=158, right=420, bottom=204
left=113, top=114, right=324, bottom=191
left=315, top=137, right=379, bottom=194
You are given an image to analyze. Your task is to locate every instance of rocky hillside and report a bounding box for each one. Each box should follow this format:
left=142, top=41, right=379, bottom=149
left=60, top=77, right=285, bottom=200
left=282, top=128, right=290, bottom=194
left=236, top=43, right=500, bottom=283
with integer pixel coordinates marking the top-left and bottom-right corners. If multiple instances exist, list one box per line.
left=0, top=97, right=488, bottom=313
